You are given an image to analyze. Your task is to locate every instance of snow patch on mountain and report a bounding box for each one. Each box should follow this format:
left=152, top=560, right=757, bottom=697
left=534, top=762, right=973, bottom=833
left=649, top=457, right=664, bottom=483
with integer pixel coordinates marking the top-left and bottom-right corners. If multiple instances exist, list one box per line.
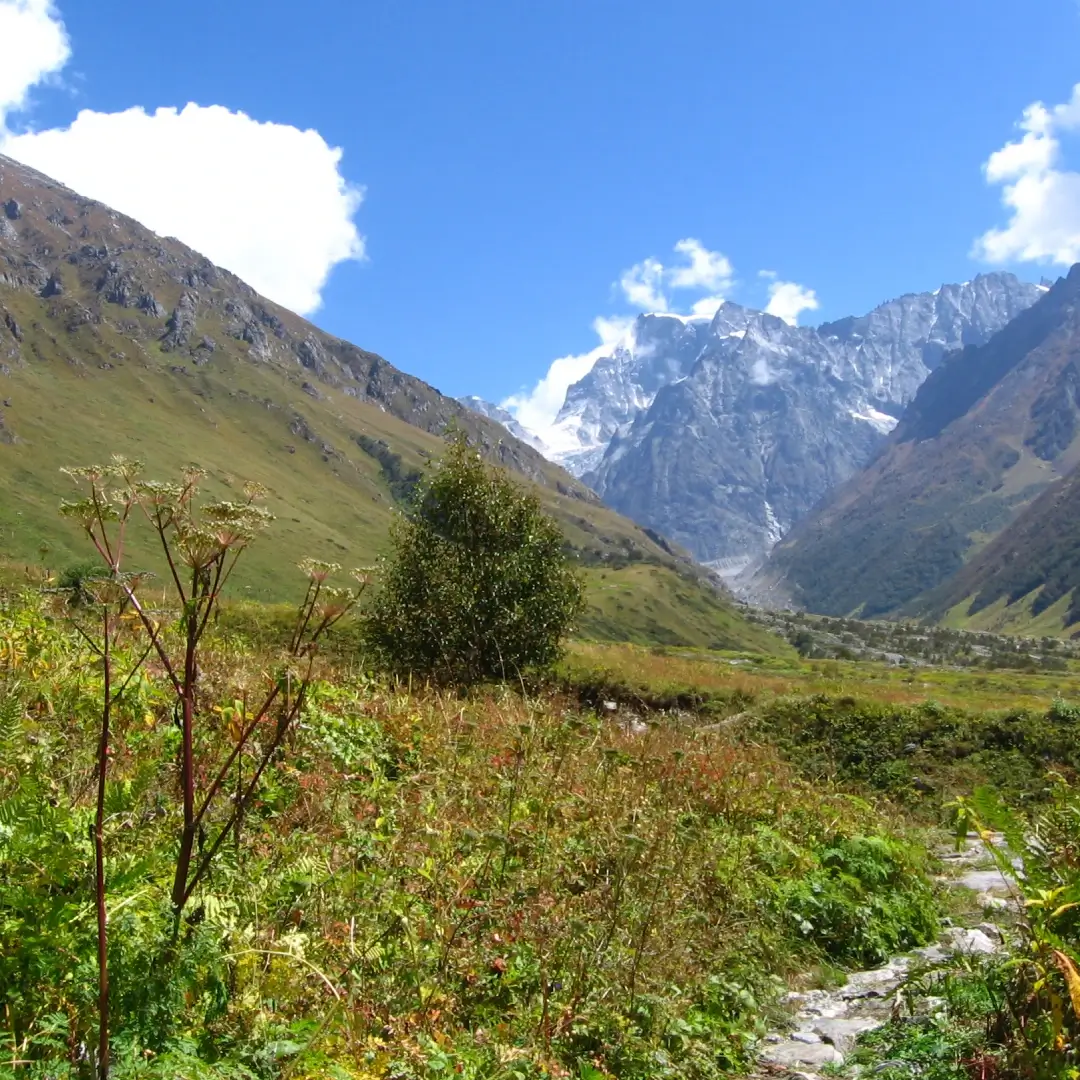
left=849, top=407, right=899, bottom=434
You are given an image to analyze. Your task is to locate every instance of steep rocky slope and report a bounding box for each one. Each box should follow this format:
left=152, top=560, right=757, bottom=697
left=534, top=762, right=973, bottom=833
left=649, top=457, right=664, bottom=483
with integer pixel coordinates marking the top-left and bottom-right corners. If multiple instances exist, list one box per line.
left=0, top=153, right=773, bottom=650
left=579, top=276, right=1042, bottom=564
left=758, top=266, right=1080, bottom=618
left=547, top=313, right=713, bottom=475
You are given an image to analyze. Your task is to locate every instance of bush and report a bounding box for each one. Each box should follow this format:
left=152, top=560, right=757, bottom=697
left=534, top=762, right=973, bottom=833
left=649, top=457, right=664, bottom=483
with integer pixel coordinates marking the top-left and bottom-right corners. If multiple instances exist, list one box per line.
left=364, top=436, right=585, bottom=684
left=748, top=693, right=1080, bottom=810
left=55, top=560, right=109, bottom=607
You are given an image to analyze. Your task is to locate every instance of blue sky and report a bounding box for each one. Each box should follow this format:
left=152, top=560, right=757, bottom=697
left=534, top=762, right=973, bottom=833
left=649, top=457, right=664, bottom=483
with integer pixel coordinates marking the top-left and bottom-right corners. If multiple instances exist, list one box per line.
left=4, top=0, right=1080, bottom=436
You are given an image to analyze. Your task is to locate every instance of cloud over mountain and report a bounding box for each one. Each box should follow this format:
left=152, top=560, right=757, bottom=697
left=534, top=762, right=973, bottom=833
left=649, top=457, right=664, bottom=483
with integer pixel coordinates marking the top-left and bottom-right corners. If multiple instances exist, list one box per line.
left=618, top=238, right=734, bottom=315
left=0, top=0, right=70, bottom=127
left=762, top=274, right=820, bottom=325
left=503, top=241, right=817, bottom=443
left=0, top=0, right=364, bottom=315
left=502, top=315, right=635, bottom=447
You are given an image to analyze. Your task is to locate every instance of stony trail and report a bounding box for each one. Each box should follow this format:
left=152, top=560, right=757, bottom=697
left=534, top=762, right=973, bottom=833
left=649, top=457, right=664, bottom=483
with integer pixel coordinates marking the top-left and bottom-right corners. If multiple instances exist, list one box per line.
left=755, top=834, right=1016, bottom=1076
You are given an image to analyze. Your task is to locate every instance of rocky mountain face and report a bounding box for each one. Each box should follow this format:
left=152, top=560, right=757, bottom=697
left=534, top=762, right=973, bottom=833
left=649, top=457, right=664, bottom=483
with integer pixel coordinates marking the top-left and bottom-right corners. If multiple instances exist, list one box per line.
left=0, top=153, right=696, bottom=593
left=533, top=274, right=1042, bottom=564
left=547, top=314, right=714, bottom=475
left=589, top=304, right=890, bottom=565
left=457, top=395, right=547, bottom=453
left=758, top=266, right=1080, bottom=619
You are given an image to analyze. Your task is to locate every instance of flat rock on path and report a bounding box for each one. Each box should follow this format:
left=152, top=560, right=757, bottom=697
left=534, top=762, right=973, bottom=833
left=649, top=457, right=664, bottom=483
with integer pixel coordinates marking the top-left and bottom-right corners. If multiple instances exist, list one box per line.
left=810, top=1018, right=884, bottom=1056
left=760, top=1038, right=844, bottom=1069
left=954, top=867, right=1012, bottom=895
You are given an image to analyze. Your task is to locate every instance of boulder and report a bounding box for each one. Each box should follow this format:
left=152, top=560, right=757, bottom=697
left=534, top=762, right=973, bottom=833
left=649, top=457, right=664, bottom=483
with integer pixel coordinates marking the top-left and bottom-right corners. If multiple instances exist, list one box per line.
left=760, top=1039, right=844, bottom=1068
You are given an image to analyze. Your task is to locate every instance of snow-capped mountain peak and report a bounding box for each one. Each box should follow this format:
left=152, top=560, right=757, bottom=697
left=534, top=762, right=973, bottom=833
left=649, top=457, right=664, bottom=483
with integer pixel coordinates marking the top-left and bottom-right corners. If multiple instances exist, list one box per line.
left=586, top=272, right=1045, bottom=563
left=469, top=271, right=1046, bottom=565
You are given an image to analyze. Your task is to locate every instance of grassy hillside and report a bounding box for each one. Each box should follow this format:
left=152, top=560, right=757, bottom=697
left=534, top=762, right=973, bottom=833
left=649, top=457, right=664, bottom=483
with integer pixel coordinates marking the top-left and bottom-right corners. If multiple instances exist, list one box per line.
left=578, top=564, right=792, bottom=655
left=0, top=299, right=684, bottom=600
left=936, top=589, right=1079, bottom=636
left=0, top=156, right=773, bottom=650
left=913, top=462, right=1080, bottom=635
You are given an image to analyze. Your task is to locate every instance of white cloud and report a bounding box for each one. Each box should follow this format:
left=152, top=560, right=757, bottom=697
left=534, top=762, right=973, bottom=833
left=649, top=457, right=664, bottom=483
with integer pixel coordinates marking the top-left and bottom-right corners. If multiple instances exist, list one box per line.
left=618, top=238, right=733, bottom=314
left=0, top=1, right=363, bottom=316
left=750, top=356, right=776, bottom=386
left=669, top=238, right=734, bottom=293
left=4, top=105, right=364, bottom=314
left=689, top=295, right=725, bottom=319
left=619, top=257, right=668, bottom=311
left=975, top=84, right=1080, bottom=267
left=764, top=279, right=819, bottom=325
left=0, top=0, right=70, bottom=127
left=504, top=241, right=735, bottom=444
left=592, top=314, right=636, bottom=345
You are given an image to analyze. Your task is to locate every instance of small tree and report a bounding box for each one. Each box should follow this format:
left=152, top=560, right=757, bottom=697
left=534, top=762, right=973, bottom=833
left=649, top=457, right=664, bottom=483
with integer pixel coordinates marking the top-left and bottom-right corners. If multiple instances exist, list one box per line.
left=365, top=436, right=584, bottom=684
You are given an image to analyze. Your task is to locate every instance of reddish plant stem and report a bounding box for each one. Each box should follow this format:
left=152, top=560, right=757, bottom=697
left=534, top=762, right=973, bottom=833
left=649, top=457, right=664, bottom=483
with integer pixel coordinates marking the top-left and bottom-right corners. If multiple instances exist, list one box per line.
left=94, top=608, right=111, bottom=1080
left=192, top=685, right=281, bottom=834
left=171, top=597, right=200, bottom=912
left=180, top=682, right=312, bottom=907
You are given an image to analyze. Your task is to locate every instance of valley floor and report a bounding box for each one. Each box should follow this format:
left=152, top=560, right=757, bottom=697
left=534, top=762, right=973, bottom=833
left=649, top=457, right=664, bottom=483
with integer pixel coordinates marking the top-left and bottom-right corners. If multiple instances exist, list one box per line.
left=3, top=589, right=1080, bottom=1078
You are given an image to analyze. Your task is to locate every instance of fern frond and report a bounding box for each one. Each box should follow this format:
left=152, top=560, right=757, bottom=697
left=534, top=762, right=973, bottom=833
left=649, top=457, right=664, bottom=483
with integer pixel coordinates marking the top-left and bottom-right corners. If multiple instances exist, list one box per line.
left=0, top=690, right=23, bottom=774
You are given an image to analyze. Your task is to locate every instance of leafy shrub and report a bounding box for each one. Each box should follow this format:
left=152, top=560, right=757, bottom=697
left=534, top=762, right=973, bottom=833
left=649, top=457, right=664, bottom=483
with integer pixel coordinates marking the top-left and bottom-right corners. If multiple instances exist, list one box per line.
left=364, top=436, right=585, bottom=684
left=750, top=693, right=1080, bottom=810
left=55, top=559, right=110, bottom=607
left=777, top=834, right=938, bottom=966
left=354, top=433, right=423, bottom=503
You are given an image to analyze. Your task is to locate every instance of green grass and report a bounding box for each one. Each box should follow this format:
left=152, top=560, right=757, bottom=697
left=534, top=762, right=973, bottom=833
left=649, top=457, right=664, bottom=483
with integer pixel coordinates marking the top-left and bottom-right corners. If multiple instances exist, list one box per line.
left=556, top=641, right=1080, bottom=816
left=938, top=586, right=1080, bottom=638
left=5, top=579, right=1078, bottom=1078
left=559, top=639, right=1080, bottom=715
left=841, top=966, right=1003, bottom=1080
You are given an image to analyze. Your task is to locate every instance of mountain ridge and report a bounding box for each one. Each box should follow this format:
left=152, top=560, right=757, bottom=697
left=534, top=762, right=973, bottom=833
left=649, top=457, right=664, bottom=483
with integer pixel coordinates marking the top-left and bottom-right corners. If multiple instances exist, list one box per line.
left=0, top=153, right=568, bottom=491
left=472, top=275, right=1041, bottom=565
left=534, top=274, right=1043, bottom=563
left=756, top=265, right=1080, bottom=619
